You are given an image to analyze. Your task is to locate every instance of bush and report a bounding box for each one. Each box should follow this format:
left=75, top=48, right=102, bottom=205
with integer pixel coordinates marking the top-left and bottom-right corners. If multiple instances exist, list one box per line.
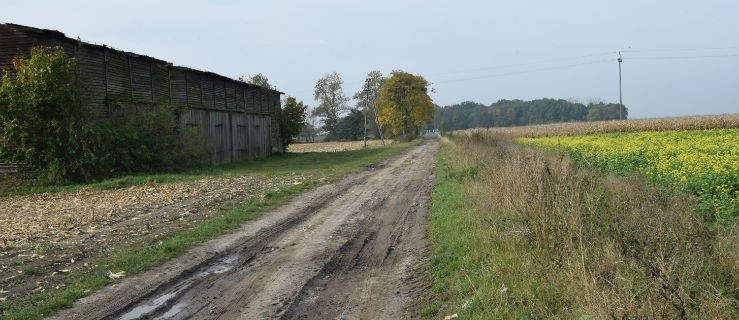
left=0, top=46, right=204, bottom=184
left=0, top=46, right=103, bottom=184
left=280, top=97, right=307, bottom=152
left=106, top=103, right=204, bottom=173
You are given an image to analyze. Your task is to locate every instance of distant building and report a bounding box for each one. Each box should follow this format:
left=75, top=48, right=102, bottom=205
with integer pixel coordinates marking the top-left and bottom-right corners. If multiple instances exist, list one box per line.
left=0, top=23, right=283, bottom=164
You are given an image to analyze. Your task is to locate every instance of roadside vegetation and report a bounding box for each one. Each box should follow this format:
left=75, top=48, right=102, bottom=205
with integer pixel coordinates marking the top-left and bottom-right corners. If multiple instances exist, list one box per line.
left=520, top=129, right=738, bottom=221
left=0, top=140, right=419, bottom=320
left=0, top=46, right=204, bottom=185
left=425, top=117, right=738, bottom=319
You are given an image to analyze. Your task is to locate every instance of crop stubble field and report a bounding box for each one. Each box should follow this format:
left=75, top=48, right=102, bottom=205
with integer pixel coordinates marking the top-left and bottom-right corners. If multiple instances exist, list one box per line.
left=0, top=140, right=419, bottom=319
left=425, top=114, right=739, bottom=319
left=287, top=139, right=390, bottom=153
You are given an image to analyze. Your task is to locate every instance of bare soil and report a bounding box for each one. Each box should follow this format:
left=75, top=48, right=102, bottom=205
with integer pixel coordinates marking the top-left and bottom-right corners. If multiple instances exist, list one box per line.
left=49, top=139, right=437, bottom=319
left=0, top=174, right=309, bottom=307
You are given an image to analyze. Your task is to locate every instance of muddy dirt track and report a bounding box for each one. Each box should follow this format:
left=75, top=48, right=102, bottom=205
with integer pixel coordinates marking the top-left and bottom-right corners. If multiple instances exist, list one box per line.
left=51, top=140, right=438, bottom=319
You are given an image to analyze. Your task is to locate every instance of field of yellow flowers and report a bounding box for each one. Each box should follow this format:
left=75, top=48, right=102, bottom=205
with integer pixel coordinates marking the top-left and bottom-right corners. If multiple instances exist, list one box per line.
left=519, top=129, right=739, bottom=220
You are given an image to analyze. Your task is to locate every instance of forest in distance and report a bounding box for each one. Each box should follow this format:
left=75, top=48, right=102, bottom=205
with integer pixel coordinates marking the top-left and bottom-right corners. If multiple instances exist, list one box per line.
left=433, top=98, right=627, bottom=131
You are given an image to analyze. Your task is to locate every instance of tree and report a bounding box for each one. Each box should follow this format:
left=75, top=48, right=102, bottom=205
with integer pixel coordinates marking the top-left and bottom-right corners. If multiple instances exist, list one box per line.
left=280, top=96, right=307, bottom=152
left=0, top=46, right=101, bottom=183
left=434, top=98, right=593, bottom=130
left=353, top=70, right=386, bottom=144
left=587, top=102, right=627, bottom=121
left=239, top=72, right=276, bottom=90
left=299, top=106, right=321, bottom=142
left=298, top=122, right=319, bottom=142
left=376, top=71, right=435, bottom=139
left=335, top=109, right=365, bottom=140
left=313, top=72, right=349, bottom=138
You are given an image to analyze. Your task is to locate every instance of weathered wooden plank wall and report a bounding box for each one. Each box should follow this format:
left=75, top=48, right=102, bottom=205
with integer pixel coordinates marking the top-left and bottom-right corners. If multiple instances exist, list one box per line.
left=0, top=27, right=33, bottom=71
left=181, top=109, right=271, bottom=164
left=0, top=23, right=284, bottom=163
left=76, top=46, right=107, bottom=114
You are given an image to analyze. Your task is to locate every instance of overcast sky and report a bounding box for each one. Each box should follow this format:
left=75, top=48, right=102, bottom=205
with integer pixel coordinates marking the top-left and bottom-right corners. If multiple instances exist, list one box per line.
left=4, top=0, right=739, bottom=118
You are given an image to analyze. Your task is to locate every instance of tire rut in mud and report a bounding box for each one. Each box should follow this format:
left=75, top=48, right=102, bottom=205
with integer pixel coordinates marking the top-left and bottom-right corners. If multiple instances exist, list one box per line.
left=51, top=140, right=437, bottom=320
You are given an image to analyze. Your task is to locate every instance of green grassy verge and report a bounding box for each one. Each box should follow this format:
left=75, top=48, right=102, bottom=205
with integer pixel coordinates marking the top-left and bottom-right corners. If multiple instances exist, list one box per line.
left=422, top=137, right=476, bottom=318
left=2, top=140, right=420, bottom=319
left=424, top=134, right=737, bottom=319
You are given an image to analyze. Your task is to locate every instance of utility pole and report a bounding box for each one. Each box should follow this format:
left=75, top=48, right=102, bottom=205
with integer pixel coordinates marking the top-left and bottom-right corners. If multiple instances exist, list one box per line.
left=364, top=79, right=370, bottom=147
left=618, top=51, right=623, bottom=120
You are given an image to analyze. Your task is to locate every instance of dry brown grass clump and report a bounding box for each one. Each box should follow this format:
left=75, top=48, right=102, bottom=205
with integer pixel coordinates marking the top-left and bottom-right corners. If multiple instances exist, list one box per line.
left=432, top=132, right=737, bottom=318
left=467, top=114, right=739, bottom=138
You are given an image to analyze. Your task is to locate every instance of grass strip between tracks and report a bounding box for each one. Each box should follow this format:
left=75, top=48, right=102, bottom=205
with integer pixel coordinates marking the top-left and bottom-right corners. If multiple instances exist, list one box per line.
left=2, top=140, right=420, bottom=320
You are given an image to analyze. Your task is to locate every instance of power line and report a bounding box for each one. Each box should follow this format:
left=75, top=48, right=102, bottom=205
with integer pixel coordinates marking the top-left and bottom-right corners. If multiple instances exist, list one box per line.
left=627, top=53, right=739, bottom=61
left=426, top=50, right=618, bottom=77
left=428, top=47, right=737, bottom=80
left=621, top=46, right=739, bottom=54
left=433, top=59, right=613, bottom=84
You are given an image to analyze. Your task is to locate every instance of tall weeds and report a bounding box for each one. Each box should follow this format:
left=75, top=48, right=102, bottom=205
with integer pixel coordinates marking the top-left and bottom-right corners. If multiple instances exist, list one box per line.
left=427, top=133, right=737, bottom=318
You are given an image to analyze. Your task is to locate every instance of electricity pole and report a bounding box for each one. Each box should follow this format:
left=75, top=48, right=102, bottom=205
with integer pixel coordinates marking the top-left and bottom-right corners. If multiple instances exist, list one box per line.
left=364, top=78, right=369, bottom=147
left=618, top=51, right=623, bottom=120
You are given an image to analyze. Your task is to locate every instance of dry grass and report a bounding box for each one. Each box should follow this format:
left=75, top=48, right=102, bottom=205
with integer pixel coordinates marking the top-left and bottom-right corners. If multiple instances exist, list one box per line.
left=466, top=114, right=739, bottom=137
left=287, top=139, right=391, bottom=153
left=426, top=133, right=737, bottom=319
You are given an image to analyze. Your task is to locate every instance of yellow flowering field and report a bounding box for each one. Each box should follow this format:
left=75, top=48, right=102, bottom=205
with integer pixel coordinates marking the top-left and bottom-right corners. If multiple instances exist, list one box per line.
left=519, top=129, right=739, bottom=220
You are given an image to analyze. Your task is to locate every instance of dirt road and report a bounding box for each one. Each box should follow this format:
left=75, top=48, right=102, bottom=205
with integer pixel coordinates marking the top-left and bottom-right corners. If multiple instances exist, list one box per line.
left=51, top=139, right=438, bottom=319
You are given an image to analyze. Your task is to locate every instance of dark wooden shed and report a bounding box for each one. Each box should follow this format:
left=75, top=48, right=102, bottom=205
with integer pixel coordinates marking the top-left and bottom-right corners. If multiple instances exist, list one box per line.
left=0, top=23, right=283, bottom=164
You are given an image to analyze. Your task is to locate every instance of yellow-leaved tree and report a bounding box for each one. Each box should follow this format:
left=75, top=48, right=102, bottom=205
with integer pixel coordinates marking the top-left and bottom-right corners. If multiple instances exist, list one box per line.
left=376, top=71, right=434, bottom=139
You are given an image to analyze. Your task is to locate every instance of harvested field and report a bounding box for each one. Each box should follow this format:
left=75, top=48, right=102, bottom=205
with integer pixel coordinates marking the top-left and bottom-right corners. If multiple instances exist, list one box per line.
left=287, top=140, right=390, bottom=153
left=50, top=140, right=437, bottom=319
left=468, top=114, right=739, bottom=138
left=0, top=174, right=308, bottom=310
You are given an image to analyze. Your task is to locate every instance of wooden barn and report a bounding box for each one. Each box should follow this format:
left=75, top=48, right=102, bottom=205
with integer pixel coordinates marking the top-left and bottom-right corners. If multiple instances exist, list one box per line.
left=0, top=23, right=283, bottom=164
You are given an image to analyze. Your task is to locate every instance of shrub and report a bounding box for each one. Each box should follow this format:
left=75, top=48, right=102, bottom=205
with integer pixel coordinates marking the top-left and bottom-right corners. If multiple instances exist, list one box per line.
left=0, top=46, right=205, bottom=184
left=0, top=46, right=102, bottom=184
left=280, top=97, right=307, bottom=152
left=106, top=103, right=204, bottom=173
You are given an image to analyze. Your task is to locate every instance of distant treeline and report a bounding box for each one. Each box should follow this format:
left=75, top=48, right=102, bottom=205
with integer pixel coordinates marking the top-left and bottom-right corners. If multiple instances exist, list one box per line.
left=433, top=99, right=628, bottom=130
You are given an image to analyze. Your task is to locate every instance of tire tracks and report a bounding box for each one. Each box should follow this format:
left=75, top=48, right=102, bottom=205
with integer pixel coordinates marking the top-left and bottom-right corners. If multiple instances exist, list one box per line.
left=51, top=139, right=437, bottom=320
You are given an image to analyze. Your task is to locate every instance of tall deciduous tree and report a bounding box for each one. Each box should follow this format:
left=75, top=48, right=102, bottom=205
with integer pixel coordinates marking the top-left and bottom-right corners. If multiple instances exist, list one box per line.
left=353, top=70, right=386, bottom=143
left=313, top=72, right=349, bottom=138
left=376, top=71, right=435, bottom=138
left=280, top=96, right=307, bottom=152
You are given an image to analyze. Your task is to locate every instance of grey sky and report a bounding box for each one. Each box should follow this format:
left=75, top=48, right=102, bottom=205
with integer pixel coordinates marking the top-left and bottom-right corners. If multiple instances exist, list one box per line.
left=4, top=0, right=738, bottom=118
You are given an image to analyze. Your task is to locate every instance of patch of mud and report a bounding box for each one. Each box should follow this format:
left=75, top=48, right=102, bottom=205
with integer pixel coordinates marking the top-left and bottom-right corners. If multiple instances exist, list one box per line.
left=50, top=140, right=438, bottom=319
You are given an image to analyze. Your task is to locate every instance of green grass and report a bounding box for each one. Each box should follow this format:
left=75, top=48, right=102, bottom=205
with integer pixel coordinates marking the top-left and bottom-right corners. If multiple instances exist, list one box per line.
left=422, top=138, right=475, bottom=318
left=1, top=140, right=420, bottom=319
left=423, top=134, right=738, bottom=319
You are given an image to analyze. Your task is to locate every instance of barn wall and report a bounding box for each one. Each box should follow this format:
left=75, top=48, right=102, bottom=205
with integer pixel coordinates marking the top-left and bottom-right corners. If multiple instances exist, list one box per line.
left=0, top=26, right=34, bottom=71
left=181, top=109, right=271, bottom=164
left=0, top=23, right=283, bottom=163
